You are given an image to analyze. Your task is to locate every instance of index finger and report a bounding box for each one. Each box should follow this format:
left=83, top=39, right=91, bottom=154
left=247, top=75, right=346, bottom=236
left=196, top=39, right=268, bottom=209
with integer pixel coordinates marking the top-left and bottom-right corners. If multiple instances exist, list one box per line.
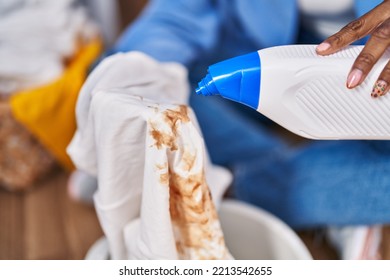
left=316, top=1, right=390, bottom=55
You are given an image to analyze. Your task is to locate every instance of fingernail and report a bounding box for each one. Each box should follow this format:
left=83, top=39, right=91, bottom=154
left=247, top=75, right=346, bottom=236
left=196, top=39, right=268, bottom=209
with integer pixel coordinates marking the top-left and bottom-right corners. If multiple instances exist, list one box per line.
left=316, top=42, right=331, bottom=52
left=347, top=69, right=363, bottom=88
left=371, top=80, right=388, bottom=98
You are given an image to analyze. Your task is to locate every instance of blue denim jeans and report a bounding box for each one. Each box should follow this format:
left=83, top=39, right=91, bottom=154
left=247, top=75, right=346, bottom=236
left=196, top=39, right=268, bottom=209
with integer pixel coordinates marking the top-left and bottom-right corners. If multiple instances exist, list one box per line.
left=190, top=91, right=390, bottom=229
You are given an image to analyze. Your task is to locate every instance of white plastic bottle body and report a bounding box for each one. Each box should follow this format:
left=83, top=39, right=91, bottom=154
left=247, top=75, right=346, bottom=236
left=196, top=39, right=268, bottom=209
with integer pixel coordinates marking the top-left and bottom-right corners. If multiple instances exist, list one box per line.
left=258, top=45, right=390, bottom=139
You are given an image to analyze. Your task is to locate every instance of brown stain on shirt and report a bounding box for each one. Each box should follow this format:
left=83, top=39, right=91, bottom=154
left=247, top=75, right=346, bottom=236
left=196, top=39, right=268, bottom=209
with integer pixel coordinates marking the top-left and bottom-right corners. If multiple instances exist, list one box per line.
left=149, top=122, right=177, bottom=151
left=151, top=105, right=230, bottom=260
left=159, top=172, right=169, bottom=186
left=149, top=105, right=190, bottom=152
left=169, top=168, right=226, bottom=260
left=157, top=163, right=169, bottom=186
left=163, top=105, right=190, bottom=137
left=182, top=149, right=196, bottom=172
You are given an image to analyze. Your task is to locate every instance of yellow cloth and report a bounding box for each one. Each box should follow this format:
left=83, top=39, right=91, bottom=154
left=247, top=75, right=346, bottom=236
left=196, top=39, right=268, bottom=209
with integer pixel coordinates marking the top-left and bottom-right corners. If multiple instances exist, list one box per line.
left=10, top=39, right=102, bottom=171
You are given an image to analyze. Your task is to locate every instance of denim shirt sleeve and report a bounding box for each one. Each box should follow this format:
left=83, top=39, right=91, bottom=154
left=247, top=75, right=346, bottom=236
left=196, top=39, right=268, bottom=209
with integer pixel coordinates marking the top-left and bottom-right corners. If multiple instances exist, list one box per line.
left=114, top=0, right=220, bottom=67
left=353, top=0, right=383, bottom=44
left=354, top=0, right=382, bottom=17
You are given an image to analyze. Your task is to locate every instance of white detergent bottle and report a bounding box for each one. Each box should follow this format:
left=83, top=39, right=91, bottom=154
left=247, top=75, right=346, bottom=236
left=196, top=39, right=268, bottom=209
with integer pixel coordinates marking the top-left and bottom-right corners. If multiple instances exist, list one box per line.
left=196, top=45, right=390, bottom=139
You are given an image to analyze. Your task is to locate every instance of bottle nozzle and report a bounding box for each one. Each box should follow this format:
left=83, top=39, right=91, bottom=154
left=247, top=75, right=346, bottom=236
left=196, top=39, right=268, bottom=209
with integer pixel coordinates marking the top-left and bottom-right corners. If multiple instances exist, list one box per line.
left=196, top=73, right=220, bottom=96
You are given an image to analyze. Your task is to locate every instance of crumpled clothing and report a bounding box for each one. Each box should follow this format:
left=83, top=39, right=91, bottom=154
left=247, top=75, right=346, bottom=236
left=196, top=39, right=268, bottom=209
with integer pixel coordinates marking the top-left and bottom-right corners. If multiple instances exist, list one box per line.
left=10, top=38, right=102, bottom=170
left=0, top=0, right=99, bottom=96
left=67, top=52, right=233, bottom=259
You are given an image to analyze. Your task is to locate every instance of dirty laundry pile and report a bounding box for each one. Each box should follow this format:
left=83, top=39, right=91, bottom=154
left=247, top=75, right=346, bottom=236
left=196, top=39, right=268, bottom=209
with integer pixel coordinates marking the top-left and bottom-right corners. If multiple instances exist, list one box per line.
left=0, top=0, right=102, bottom=190
left=0, top=0, right=98, bottom=95
left=67, top=52, right=233, bottom=259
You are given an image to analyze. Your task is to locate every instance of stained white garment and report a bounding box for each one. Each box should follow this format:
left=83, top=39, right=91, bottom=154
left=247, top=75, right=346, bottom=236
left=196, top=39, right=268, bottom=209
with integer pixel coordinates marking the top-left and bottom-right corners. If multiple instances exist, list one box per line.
left=67, top=52, right=232, bottom=260
left=298, top=0, right=355, bottom=39
left=0, top=0, right=98, bottom=96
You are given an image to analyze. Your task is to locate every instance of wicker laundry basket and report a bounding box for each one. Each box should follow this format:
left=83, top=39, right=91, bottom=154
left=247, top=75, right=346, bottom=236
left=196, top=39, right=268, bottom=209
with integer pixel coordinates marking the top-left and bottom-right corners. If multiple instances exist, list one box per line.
left=0, top=100, right=56, bottom=191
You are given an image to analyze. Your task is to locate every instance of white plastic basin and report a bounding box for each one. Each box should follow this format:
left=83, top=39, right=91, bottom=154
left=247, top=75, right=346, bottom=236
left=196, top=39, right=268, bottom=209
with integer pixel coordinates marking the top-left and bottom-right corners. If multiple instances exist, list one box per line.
left=219, top=199, right=312, bottom=260
left=85, top=199, right=312, bottom=260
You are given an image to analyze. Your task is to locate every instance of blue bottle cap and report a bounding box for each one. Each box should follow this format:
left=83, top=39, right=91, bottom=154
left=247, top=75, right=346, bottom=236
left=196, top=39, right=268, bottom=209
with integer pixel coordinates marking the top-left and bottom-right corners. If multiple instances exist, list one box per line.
left=195, top=51, right=261, bottom=110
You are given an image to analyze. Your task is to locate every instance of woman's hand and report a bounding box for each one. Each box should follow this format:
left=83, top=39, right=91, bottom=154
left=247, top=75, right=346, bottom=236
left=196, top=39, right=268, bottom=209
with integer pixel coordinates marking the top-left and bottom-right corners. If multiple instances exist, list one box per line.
left=316, top=1, right=390, bottom=98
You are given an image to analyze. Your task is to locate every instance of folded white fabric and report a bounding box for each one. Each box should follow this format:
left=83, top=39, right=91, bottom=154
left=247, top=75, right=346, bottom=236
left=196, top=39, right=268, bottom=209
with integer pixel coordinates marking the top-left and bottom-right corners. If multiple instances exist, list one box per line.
left=0, top=0, right=98, bottom=96
left=67, top=52, right=233, bottom=260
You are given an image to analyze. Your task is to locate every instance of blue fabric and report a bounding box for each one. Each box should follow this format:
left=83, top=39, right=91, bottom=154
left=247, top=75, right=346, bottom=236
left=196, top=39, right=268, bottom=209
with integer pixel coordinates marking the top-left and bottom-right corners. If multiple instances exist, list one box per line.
left=115, top=0, right=298, bottom=69
left=355, top=0, right=383, bottom=16
left=114, top=0, right=390, bottom=228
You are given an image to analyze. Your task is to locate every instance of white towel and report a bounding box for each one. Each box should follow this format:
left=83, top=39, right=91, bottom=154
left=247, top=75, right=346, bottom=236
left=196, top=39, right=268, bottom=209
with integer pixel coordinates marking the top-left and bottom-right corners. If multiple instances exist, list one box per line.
left=67, top=52, right=233, bottom=260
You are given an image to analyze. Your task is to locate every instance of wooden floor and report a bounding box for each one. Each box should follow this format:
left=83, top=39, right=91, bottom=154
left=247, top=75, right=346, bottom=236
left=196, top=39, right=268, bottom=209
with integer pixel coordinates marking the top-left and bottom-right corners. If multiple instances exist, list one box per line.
left=0, top=168, right=103, bottom=260
left=0, top=168, right=389, bottom=260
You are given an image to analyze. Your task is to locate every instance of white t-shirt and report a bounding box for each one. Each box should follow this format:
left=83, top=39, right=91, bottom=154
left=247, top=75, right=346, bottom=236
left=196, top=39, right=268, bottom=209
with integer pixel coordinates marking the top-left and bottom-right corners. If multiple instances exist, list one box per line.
left=298, top=0, right=355, bottom=38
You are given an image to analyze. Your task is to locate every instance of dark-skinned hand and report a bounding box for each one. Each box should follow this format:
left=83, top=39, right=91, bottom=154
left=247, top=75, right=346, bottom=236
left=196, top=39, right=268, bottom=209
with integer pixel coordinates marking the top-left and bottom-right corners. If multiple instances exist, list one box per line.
left=316, top=0, right=390, bottom=98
